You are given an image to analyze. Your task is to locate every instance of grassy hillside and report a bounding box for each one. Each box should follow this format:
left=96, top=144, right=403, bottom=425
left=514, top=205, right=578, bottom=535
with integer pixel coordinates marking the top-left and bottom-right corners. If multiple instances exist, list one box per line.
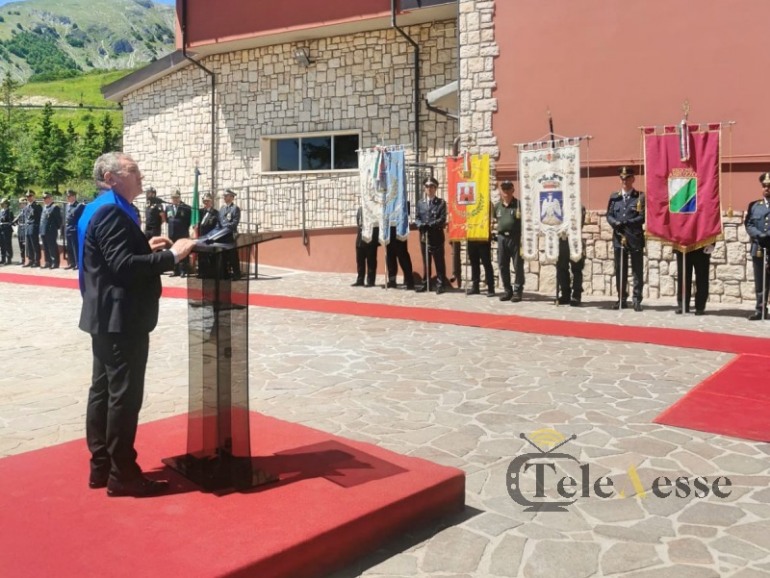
left=0, top=0, right=174, bottom=81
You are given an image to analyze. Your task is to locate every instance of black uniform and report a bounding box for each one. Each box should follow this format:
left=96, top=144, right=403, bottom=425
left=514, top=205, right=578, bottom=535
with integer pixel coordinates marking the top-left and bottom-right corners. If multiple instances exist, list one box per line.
left=166, top=201, right=192, bottom=276
left=144, top=197, right=165, bottom=239
left=385, top=228, right=414, bottom=289
left=745, top=196, right=770, bottom=318
left=219, top=201, right=241, bottom=279
left=0, top=205, right=13, bottom=264
left=556, top=206, right=586, bottom=305
left=65, top=201, right=84, bottom=269
left=23, top=200, right=42, bottom=267
left=40, top=201, right=62, bottom=268
left=494, top=198, right=525, bottom=300
left=12, top=205, right=26, bottom=263
left=415, top=196, right=448, bottom=292
left=353, top=207, right=379, bottom=287
left=197, top=204, right=220, bottom=278
left=606, top=189, right=645, bottom=307
left=674, top=246, right=711, bottom=314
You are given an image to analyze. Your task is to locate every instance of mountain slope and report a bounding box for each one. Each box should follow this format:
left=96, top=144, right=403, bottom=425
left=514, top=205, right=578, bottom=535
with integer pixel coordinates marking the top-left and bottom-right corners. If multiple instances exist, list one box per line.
left=0, top=0, right=174, bottom=81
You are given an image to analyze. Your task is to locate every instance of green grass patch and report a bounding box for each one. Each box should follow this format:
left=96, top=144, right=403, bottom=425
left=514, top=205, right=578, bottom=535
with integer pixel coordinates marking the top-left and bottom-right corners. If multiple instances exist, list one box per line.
left=17, top=69, right=131, bottom=107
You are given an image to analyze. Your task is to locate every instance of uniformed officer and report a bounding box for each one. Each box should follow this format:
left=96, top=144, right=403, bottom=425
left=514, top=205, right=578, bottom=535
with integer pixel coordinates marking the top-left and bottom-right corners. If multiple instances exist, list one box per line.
left=466, top=200, right=495, bottom=297
left=219, top=188, right=241, bottom=280
left=556, top=205, right=586, bottom=306
left=12, top=197, right=27, bottom=264
left=745, top=172, right=770, bottom=320
left=606, top=166, right=646, bottom=311
left=143, top=186, right=165, bottom=239
left=673, top=245, right=712, bottom=316
left=40, top=192, right=62, bottom=268
left=197, top=193, right=219, bottom=278
left=165, top=190, right=192, bottom=277
left=415, top=176, right=448, bottom=294
left=493, top=180, right=525, bottom=302
left=22, top=190, right=42, bottom=267
left=0, top=198, right=13, bottom=264
left=64, top=189, right=84, bottom=270
left=352, top=206, right=379, bottom=287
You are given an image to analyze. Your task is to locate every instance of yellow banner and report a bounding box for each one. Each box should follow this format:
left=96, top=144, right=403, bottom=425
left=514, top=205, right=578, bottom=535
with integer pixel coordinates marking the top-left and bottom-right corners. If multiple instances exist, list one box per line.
left=466, top=154, right=490, bottom=241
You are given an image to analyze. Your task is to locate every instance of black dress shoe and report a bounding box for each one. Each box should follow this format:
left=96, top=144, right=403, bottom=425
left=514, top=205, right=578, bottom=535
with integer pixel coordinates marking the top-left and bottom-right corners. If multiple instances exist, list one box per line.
left=107, top=476, right=169, bottom=498
left=486, top=289, right=496, bottom=297
left=21, top=263, right=30, bottom=267
left=65, top=265, right=75, bottom=270
left=694, top=309, right=705, bottom=316
left=466, top=286, right=480, bottom=295
left=570, top=298, right=581, bottom=307
left=633, top=302, right=643, bottom=312
left=511, top=292, right=523, bottom=303
left=435, top=286, right=445, bottom=295
left=557, top=296, right=571, bottom=305
left=499, top=291, right=513, bottom=302
left=386, top=281, right=397, bottom=289
left=350, top=280, right=364, bottom=287
left=748, top=311, right=767, bottom=321
left=611, top=300, right=628, bottom=310
left=415, top=285, right=428, bottom=293
left=89, top=475, right=109, bottom=489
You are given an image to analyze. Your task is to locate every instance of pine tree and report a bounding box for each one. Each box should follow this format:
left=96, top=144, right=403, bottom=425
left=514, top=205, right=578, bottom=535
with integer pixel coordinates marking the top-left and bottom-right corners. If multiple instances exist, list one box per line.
left=98, top=112, right=118, bottom=153
left=73, top=120, right=100, bottom=180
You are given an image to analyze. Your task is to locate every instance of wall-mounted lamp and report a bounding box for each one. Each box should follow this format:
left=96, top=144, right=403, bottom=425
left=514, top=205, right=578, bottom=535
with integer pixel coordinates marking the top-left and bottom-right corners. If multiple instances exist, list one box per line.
left=293, top=47, right=313, bottom=67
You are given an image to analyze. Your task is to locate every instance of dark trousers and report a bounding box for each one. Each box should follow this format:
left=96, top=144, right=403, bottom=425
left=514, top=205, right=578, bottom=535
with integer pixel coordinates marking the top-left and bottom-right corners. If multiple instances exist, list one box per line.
left=65, top=230, right=78, bottom=267
left=675, top=249, right=711, bottom=311
left=0, top=226, right=12, bottom=262
left=468, top=240, right=494, bottom=290
left=613, top=246, right=644, bottom=302
left=497, top=235, right=525, bottom=293
left=419, top=231, right=447, bottom=289
left=752, top=255, right=770, bottom=312
left=355, top=240, right=378, bottom=285
left=224, top=248, right=241, bottom=279
left=557, top=239, right=584, bottom=301
left=87, top=333, right=149, bottom=483
left=41, top=231, right=59, bottom=267
left=385, top=228, right=414, bottom=287
left=17, top=232, right=25, bottom=263
left=25, top=231, right=40, bottom=265
left=170, top=235, right=190, bottom=276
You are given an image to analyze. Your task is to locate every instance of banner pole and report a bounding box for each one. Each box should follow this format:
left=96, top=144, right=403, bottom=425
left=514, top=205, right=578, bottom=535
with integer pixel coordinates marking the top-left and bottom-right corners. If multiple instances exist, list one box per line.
left=763, top=251, right=768, bottom=321
left=682, top=250, right=687, bottom=314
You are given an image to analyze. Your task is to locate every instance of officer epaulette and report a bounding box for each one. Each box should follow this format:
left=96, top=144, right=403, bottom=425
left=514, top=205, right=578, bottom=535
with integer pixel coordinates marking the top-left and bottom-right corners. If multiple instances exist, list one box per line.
left=610, top=191, right=622, bottom=199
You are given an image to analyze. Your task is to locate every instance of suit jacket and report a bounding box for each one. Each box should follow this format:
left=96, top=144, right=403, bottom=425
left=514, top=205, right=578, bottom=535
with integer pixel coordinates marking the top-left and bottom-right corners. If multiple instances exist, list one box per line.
left=415, top=197, right=447, bottom=244
left=606, top=189, right=645, bottom=251
left=166, top=202, right=192, bottom=240
left=41, top=204, right=62, bottom=236
left=23, top=202, right=42, bottom=234
left=79, top=202, right=175, bottom=335
left=199, top=207, right=219, bottom=236
left=219, top=203, right=240, bottom=233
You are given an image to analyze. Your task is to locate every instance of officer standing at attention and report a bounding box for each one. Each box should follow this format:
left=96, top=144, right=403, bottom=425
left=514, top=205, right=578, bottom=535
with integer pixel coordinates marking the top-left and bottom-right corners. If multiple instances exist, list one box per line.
left=165, top=190, right=192, bottom=277
left=64, top=189, right=84, bottom=270
left=415, top=176, right=448, bottom=294
left=494, top=180, right=525, bottom=302
left=556, top=205, right=586, bottom=306
left=143, top=186, right=165, bottom=239
left=219, top=189, right=242, bottom=280
left=466, top=199, right=495, bottom=297
left=0, top=198, right=13, bottom=265
left=13, top=197, right=27, bottom=265
left=40, top=192, right=62, bottom=269
left=745, top=172, right=770, bottom=320
left=23, top=190, right=42, bottom=267
left=606, top=166, right=646, bottom=311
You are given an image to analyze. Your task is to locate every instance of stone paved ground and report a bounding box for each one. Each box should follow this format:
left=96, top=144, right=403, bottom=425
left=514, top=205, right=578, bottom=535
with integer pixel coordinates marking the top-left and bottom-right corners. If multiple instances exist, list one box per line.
left=1, top=265, right=769, bottom=578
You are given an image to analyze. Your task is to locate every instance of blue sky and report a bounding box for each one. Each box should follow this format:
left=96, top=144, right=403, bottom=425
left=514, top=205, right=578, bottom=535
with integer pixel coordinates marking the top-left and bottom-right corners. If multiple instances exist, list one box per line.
left=0, top=0, right=175, bottom=5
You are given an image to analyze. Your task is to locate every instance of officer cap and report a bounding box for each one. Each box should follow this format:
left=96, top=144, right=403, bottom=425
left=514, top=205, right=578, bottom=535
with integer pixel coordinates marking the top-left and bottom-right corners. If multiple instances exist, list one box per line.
left=25, top=190, right=35, bottom=198
left=171, top=190, right=181, bottom=198
left=423, top=176, right=439, bottom=187
left=759, top=172, right=770, bottom=185
left=619, top=166, right=635, bottom=178
left=202, top=193, right=213, bottom=201
left=0, top=198, right=7, bottom=206
left=65, top=189, right=77, bottom=197
left=144, top=186, right=156, bottom=194
left=223, top=189, right=236, bottom=197
left=500, top=180, right=514, bottom=190
left=43, top=192, right=53, bottom=199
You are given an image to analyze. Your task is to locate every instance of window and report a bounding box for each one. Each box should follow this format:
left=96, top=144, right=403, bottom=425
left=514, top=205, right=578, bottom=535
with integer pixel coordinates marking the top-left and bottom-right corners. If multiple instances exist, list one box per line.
left=265, top=132, right=359, bottom=172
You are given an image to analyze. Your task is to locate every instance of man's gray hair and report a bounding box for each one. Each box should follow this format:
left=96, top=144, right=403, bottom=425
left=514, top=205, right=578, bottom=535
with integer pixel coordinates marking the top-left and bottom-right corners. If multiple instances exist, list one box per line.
left=93, top=152, right=133, bottom=190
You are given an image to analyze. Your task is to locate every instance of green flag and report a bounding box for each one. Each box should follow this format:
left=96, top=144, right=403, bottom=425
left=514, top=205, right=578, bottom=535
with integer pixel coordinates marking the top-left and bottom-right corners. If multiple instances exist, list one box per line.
left=190, top=167, right=200, bottom=227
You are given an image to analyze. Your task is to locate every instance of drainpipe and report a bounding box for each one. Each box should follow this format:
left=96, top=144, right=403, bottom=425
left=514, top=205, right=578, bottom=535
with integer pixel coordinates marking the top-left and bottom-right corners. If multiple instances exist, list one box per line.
left=181, top=0, right=217, bottom=196
left=391, top=0, right=420, bottom=167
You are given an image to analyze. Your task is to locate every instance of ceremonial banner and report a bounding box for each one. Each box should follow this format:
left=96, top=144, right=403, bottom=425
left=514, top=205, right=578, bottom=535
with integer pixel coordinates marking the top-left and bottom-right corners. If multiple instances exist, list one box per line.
left=357, top=149, right=381, bottom=242
left=518, top=144, right=582, bottom=262
left=447, top=154, right=491, bottom=242
left=382, top=149, right=409, bottom=243
left=644, top=127, right=721, bottom=251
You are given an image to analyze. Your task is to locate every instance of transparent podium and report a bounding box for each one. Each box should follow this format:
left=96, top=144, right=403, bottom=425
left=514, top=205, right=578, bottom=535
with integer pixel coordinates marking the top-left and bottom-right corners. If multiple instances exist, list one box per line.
left=163, top=232, right=279, bottom=491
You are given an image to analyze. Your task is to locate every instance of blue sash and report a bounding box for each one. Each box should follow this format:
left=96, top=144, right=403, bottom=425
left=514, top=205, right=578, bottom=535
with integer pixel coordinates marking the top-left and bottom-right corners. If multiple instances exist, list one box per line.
left=77, top=190, right=141, bottom=294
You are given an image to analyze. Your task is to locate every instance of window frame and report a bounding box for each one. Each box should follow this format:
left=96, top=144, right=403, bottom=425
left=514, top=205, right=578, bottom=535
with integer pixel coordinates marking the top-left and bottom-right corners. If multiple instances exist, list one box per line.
left=261, top=130, right=362, bottom=174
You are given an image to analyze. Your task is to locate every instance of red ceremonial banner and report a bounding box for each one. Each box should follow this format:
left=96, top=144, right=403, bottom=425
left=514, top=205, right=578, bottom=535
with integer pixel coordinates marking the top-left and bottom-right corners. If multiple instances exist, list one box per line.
left=446, top=157, right=465, bottom=241
left=644, top=130, right=722, bottom=251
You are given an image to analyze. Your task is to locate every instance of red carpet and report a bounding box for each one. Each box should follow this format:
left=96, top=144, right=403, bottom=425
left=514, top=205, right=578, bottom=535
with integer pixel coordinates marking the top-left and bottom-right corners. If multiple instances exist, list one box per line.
left=654, top=354, right=770, bottom=442
left=0, top=412, right=464, bottom=578
left=1, top=271, right=768, bottom=356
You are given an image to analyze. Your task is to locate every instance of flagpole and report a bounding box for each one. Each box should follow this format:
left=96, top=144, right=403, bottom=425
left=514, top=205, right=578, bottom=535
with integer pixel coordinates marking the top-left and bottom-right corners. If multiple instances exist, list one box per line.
left=547, top=108, right=559, bottom=305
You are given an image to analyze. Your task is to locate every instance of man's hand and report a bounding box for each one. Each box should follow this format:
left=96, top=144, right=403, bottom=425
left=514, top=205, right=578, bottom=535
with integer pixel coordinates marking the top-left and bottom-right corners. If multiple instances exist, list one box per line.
left=172, top=238, right=197, bottom=260
left=148, top=235, right=172, bottom=251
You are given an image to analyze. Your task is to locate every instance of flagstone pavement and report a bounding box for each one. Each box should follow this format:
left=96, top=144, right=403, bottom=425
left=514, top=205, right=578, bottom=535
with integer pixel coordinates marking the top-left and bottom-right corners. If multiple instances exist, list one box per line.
left=1, top=264, right=770, bottom=578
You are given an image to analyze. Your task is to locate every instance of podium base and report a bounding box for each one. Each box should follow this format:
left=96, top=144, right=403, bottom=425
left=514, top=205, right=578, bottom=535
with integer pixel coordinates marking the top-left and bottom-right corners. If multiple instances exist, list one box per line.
left=163, top=451, right=278, bottom=492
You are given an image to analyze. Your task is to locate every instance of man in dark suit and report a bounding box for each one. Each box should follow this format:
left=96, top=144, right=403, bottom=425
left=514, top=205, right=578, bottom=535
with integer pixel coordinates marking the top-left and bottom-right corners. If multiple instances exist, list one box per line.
left=22, top=190, right=42, bottom=267
left=197, top=193, right=219, bottom=278
left=40, top=192, right=62, bottom=269
left=218, top=188, right=241, bottom=280
left=78, top=152, right=195, bottom=497
left=415, top=176, right=448, bottom=294
left=64, top=189, right=84, bottom=270
left=165, top=190, right=192, bottom=277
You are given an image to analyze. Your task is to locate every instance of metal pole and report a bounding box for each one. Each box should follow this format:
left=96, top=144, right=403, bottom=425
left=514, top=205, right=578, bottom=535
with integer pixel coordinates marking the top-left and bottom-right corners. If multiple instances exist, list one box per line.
left=763, top=251, right=768, bottom=321
left=619, top=243, right=625, bottom=310
left=681, top=251, right=687, bottom=314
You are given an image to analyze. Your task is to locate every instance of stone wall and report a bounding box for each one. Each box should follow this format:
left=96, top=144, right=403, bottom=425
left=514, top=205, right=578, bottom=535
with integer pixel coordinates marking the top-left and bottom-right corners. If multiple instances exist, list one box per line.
left=519, top=212, right=755, bottom=304
left=122, top=20, right=458, bottom=198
